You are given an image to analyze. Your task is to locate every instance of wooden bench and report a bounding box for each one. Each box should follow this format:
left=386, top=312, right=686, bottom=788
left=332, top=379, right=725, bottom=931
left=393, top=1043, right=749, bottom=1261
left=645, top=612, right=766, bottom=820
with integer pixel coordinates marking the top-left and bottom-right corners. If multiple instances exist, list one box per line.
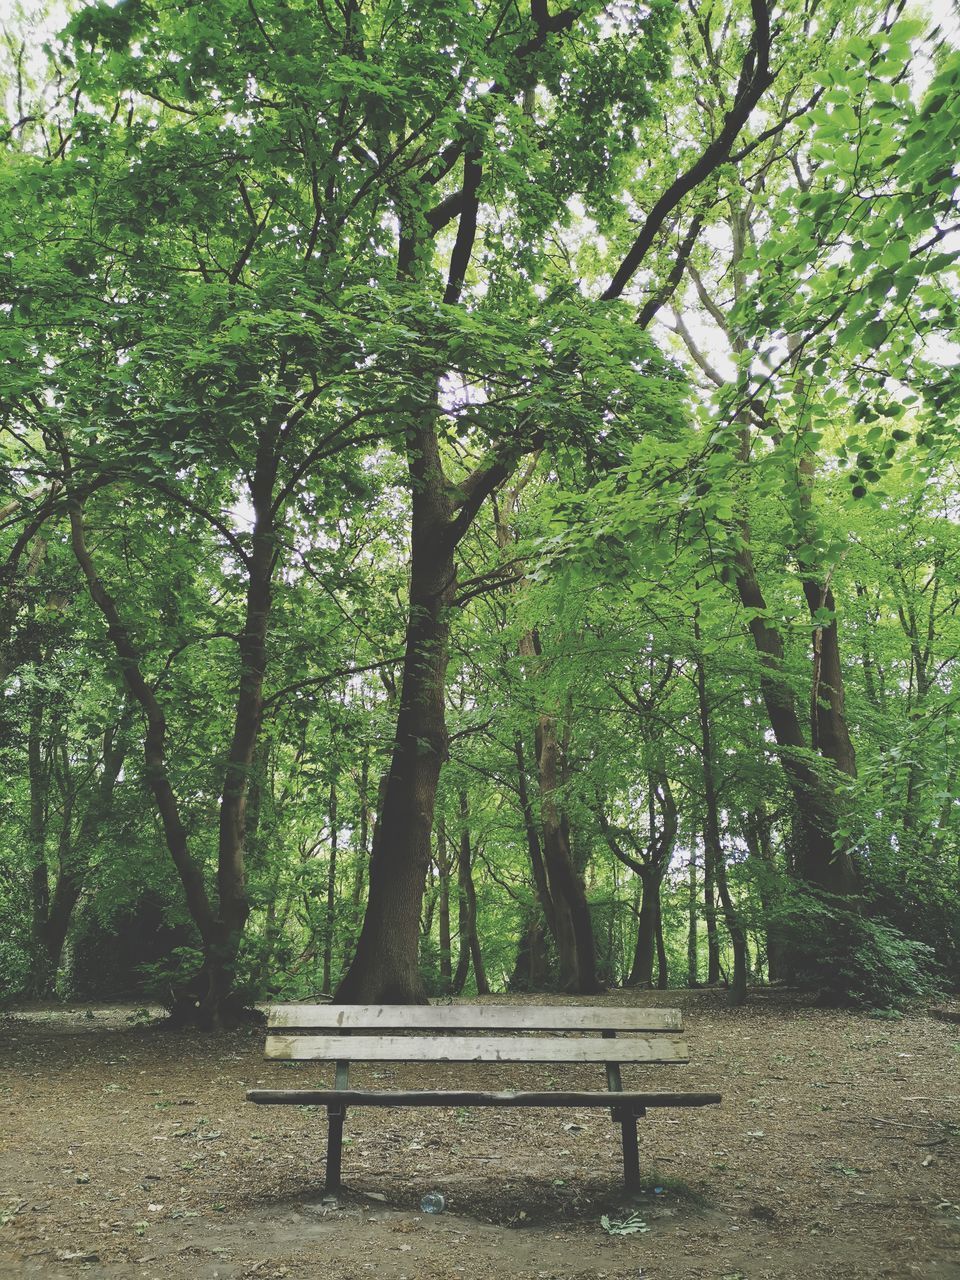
left=247, top=1004, right=720, bottom=1193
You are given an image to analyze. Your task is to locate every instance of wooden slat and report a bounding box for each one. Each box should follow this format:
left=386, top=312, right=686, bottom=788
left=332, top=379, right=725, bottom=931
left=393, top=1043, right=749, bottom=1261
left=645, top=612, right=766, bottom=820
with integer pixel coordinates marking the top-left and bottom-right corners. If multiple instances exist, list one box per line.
left=264, top=1034, right=689, bottom=1063
left=248, top=1088, right=720, bottom=1108
left=267, top=1004, right=683, bottom=1032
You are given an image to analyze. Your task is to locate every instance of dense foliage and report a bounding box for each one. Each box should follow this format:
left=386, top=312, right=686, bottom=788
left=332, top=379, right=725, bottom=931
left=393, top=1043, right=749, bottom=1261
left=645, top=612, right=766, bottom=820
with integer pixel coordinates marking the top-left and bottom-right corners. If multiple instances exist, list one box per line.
left=1, top=0, right=958, bottom=1021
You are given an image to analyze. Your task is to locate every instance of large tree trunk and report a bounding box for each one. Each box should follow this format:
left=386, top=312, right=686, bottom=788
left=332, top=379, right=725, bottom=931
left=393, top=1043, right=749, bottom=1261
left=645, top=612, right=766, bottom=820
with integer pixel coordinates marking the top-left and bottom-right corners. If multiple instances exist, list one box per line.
left=803, top=580, right=857, bottom=778
left=509, top=912, right=552, bottom=991
left=335, top=420, right=455, bottom=1004
left=533, top=708, right=600, bottom=993
left=334, top=161, right=530, bottom=1002
left=627, top=866, right=661, bottom=987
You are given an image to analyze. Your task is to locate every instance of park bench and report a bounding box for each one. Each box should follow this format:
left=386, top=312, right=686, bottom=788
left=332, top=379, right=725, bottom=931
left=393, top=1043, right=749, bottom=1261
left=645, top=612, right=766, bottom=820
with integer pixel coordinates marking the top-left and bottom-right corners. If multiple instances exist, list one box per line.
left=247, top=1003, right=720, bottom=1193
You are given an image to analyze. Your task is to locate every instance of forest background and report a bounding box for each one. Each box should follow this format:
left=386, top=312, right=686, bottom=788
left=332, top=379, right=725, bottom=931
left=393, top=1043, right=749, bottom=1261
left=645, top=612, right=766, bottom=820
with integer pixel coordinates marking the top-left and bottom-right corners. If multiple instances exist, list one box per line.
left=1, top=0, right=959, bottom=1027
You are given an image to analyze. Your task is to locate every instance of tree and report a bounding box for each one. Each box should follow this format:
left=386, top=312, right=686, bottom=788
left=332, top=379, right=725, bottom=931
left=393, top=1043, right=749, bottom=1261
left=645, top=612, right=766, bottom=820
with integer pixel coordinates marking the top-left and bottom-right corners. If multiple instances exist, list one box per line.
left=2, top=0, right=957, bottom=1017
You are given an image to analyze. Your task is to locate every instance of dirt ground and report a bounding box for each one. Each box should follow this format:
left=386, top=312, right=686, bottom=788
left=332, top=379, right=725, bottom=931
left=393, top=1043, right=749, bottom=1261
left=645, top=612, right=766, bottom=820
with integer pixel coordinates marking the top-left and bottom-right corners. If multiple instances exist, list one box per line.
left=1, top=989, right=958, bottom=1280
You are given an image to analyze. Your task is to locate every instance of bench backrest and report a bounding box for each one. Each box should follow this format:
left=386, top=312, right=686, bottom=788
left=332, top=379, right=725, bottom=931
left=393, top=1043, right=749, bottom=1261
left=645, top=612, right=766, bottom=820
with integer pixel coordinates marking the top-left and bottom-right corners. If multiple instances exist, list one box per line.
left=264, top=1004, right=689, bottom=1065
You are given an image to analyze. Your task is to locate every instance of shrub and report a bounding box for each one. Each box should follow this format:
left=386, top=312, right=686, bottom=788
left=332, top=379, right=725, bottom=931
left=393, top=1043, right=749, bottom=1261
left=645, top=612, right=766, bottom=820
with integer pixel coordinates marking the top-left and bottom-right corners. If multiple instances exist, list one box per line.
left=772, top=889, right=940, bottom=1008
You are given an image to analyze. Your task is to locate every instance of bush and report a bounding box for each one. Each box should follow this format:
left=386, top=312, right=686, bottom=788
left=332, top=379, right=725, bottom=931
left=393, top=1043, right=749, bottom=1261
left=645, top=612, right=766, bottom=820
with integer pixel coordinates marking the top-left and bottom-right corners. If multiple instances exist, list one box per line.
left=0, top=934, right=32, bottom=1005
left=136, top=945, right=206, bottom=1012
left=772, top=889, right=940, bottom=1008
left=68, top=892, right=195, bottom=1001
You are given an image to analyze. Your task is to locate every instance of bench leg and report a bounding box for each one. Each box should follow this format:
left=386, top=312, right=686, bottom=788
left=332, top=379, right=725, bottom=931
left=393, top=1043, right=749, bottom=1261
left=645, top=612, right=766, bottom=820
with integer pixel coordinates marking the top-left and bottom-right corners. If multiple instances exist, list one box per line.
left=620, top=1113, right=641, bottom=1192
left=325, top=1105, right=345, bottom=1192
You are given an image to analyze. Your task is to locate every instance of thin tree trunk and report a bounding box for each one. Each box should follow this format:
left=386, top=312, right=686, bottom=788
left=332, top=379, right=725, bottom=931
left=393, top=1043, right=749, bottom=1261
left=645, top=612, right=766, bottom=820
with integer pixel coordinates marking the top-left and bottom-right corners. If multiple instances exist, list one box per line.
left=338, top=750, right=371, bottom=977
left=496, top=486, right=596, bottom=991
left=680, top=200, right=858, bottom=899
left=703, top=832, right=721, bottom=985
left=421, top=879, right=437, bottom=940
left=514, top=735, right=559, bottom=943
left=687, top=850, right=699, bottom=988
left=27, top=683, right=51, bottom=994
left=437, top=813, right=452, bottom=988
left=604, top=858, right=617, bottom=985
left=322, top=771, right=339, bottom=995
left=40, top=724, right=127, bottom=990
left=803, top=580, right=857, bottom=777
left=1, top=492, right=55, bottom=689
left=694, top=645, right=748, bottom=1006
left=655, top=892, right=669, bottom=989
left=210, top=430, right=279, bottom=1023
left=597, top=780, right=674, bottom=994
left=734, top=549, right=857, bottom=896
left=68, top=464, right=278, bottom=1026
left=713, top=849, right=748, bottom=1004
left=470, top=929, right=488, bottom=995
left=68, top=500, right=216, bottom=942
left=452, top=791, right=488, bottom=996
left=745, top=808, right=785, bottom=982
left=353, top=749, right=371, bottom=911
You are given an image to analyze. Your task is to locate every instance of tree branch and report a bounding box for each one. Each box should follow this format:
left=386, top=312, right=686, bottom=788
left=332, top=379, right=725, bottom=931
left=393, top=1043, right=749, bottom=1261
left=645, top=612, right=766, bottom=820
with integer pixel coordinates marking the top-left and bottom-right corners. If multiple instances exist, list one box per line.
left=601, top=0, right=774, bottom=302
left=443, top=154, right=483, bottom=305
left=636, top=211, right=706, bottom=330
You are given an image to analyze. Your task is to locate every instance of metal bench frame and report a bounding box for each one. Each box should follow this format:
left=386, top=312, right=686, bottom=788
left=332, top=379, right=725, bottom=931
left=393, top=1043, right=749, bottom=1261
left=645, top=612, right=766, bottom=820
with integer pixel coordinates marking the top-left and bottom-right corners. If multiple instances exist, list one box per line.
left=247, top=1004, right=721, bottom=1193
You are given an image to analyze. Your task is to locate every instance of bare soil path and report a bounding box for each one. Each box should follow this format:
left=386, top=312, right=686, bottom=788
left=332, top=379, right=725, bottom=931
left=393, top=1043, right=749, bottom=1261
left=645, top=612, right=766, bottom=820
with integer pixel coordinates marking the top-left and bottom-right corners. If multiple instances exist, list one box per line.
left=1, top=990, right=958, bottom=1279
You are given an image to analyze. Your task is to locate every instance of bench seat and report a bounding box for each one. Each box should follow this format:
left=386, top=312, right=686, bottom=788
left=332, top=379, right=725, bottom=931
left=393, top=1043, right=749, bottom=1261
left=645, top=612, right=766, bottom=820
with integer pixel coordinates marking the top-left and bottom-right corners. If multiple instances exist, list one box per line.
left=248, top=1088, right=722, bottom=1108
